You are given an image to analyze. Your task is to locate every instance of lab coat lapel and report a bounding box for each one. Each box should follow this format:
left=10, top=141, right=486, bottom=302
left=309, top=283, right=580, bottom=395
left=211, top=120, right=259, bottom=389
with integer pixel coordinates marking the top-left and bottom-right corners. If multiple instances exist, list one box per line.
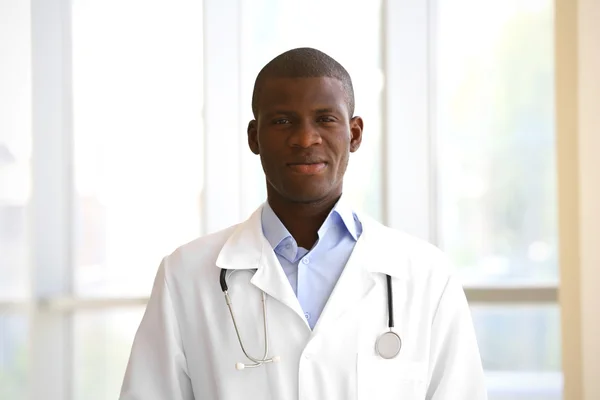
left=312, top=227, right=377, bottom=333
left=250, top=247, right=307, bottom=326
left=215, top=204, right=308, bottom=327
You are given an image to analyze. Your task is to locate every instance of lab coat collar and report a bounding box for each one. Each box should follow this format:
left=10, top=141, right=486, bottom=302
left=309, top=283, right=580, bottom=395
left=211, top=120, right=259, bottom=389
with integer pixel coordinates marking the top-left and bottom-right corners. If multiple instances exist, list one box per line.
left=215, top=206, right=266, bottom=272
left=260, top=195, right=361, bottom=259
left=216, top=205, right=306, bottom=321
left=215, top=203, right=411, bottom=330
left=215, top=203, right=411, bottom=278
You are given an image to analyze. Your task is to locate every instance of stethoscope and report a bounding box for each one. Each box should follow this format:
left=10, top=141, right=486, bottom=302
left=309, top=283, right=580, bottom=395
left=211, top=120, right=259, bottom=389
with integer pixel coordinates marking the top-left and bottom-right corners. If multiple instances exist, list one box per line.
left=220, top=269, right=402, bottom=370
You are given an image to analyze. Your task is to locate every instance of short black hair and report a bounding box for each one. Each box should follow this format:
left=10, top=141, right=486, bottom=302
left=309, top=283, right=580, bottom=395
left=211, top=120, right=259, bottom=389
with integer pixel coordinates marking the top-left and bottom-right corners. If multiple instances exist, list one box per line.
left=251, top=47, right=355, bottom=119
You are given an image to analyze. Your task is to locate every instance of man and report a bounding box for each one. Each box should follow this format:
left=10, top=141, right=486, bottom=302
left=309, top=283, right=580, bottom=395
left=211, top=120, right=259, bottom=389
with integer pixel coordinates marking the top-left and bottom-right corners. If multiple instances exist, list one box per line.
left=120, top=47, right=487, bottom=399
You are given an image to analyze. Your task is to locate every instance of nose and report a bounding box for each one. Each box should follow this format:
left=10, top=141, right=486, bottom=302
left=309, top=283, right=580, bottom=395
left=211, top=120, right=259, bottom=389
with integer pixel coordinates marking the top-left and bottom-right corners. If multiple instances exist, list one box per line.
left=288, top=120, right=322, bottom=148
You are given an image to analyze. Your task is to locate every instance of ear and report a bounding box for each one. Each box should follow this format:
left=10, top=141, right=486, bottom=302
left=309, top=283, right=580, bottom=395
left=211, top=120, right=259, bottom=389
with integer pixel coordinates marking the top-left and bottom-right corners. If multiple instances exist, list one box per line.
left=247, top=120, right=260, bottom=155
left=349, top=116, right=363, bottom=153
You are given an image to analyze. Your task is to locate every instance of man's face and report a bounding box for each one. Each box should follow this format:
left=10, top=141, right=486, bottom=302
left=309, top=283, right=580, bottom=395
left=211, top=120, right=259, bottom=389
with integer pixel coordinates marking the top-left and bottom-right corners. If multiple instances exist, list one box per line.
left=248, top=77, right=363, bottom=204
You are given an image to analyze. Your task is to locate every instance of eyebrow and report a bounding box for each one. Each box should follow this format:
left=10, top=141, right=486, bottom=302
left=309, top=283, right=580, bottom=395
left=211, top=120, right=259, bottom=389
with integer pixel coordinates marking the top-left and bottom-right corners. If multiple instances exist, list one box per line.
left=263, top=107, right=341, bottom=119
left=314, top=108, right=336, bottom=114
left=264, top=110, right=297, bottom=119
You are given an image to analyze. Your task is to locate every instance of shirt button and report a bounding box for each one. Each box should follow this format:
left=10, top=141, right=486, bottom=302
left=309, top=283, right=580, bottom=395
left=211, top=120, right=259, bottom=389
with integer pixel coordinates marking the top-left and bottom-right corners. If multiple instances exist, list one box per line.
left=302, top=257, right=310, bottom=264
left=285, top=244, right=291, bottom=249
left=304, top=312, right=311, bottom=320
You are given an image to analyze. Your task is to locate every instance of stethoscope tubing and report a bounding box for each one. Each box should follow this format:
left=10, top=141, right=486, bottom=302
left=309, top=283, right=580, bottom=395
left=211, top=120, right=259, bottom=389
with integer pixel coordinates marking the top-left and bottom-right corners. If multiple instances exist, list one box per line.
left=220, top=268, right=397, bottom=366
left=221, top=269, right=275, bottom=367
left=386, top=274, right=394, bottom=329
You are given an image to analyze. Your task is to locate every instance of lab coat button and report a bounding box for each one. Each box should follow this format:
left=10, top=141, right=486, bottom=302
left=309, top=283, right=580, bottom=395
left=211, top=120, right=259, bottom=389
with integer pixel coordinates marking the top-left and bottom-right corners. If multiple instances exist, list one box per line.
left=302, top=257, right=310, bottom=264
left=304, top=353, right=312, bottom=360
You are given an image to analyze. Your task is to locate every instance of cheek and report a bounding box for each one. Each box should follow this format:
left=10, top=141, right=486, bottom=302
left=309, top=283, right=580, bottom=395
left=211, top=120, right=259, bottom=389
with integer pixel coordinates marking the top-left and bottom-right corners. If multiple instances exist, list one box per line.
left=257, top=132, right=284, bottom=153
left=258, top=152, right=280, bottom=177
left=331, top=138, right=352, bottom=162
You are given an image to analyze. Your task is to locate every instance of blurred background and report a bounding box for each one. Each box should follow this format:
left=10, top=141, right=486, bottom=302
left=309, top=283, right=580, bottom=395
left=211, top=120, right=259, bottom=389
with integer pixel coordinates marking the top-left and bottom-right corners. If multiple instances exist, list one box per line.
left=1, top=0, right=598, bottom=399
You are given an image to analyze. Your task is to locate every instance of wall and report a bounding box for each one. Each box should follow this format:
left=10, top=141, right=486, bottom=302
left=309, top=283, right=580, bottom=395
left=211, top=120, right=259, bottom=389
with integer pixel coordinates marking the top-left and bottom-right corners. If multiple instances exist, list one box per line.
left=556, top=0, right=600, bottom=398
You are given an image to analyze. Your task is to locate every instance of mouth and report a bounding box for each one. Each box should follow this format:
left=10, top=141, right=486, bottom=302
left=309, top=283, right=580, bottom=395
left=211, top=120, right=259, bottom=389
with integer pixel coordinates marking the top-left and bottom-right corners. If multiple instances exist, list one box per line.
left=287, top=162, right=327, bottom=175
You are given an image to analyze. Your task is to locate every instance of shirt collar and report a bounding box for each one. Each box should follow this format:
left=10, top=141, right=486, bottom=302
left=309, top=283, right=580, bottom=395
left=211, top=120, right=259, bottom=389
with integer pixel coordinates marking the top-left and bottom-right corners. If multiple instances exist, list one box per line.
left=261, top=196, right=361, bottom=251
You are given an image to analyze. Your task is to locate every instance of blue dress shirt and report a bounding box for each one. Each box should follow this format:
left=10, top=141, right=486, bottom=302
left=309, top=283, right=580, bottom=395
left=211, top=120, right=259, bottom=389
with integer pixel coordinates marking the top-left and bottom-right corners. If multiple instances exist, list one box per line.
left=261, top=198, right=363, bottom=329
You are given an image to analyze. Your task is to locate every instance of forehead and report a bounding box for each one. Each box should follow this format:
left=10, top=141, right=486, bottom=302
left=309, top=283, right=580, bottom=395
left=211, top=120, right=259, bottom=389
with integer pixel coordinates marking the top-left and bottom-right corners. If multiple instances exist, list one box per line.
left=256, top=77, right=348, bottom=115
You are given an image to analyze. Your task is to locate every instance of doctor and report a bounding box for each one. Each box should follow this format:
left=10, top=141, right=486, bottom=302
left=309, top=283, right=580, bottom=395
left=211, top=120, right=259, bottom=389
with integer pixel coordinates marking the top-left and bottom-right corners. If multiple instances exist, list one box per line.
left=120, top=47, right=487, bottom=400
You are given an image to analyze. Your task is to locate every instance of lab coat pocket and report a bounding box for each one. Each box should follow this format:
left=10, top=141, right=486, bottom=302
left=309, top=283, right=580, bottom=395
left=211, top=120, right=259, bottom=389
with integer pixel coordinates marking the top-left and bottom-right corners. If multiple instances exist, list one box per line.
left=357, top=354, right=427, bottom=400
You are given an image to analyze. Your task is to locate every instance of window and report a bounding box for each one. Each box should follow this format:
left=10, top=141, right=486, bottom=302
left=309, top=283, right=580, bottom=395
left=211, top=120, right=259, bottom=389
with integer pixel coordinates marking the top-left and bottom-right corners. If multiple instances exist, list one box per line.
left=73, top=308, right=145, bottom=400
left=0, top=2, right=31, bottom=399
left=0, top=0, right=31, bottom=301
left=70, top=1, right=204, bottom=398
left=1, top=0, right=561, bottom=398
left=1, top=0, right=204, bottom=399
left=433, top=0, right=560, bottom=397
left=473, top=305, right=561, bottom=400
left=0, top=315, right=28, bottom=400
left=434, top=0, right=557, bottom=286
left=72, top=0, right=204, bottom=298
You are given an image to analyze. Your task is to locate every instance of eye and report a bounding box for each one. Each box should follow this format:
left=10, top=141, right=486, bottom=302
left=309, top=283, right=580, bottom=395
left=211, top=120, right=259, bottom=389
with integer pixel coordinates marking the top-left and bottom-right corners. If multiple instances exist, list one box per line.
left=317, top=115, right=337, bottom=123
left=273, top=118, right=291, bottom=125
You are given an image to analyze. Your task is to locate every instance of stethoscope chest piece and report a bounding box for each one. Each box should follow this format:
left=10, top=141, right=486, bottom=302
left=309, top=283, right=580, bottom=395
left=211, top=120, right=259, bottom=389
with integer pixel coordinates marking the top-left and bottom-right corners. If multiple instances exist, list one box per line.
left=375, top=330, right=402, bottom=359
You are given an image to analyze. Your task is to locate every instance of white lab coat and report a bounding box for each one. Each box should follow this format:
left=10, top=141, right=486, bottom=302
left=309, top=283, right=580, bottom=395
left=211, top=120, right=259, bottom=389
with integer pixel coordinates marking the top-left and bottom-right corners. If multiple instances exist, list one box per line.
left=120, top=204, right=487, bottom=400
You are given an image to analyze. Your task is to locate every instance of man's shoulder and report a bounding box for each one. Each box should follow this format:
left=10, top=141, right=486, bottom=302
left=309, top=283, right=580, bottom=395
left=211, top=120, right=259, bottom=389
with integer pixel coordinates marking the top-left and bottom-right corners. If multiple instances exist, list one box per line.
left=182, top=223, right=240, bottom=254
left=361, top=214, right=444, bottom=256
left=361, top=214, right=453, bottom=279
left=161, top=223, right=241, bottom=279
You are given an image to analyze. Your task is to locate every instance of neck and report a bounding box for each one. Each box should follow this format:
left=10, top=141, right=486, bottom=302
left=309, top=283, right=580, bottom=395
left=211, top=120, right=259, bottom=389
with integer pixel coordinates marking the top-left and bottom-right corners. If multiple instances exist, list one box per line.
left=267, top=191, right=341, bottom=249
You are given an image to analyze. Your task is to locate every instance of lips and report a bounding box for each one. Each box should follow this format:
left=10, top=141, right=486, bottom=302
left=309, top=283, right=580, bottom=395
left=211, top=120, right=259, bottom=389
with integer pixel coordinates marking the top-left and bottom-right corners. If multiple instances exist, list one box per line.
left=287, top=162, right=327, bottom=174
